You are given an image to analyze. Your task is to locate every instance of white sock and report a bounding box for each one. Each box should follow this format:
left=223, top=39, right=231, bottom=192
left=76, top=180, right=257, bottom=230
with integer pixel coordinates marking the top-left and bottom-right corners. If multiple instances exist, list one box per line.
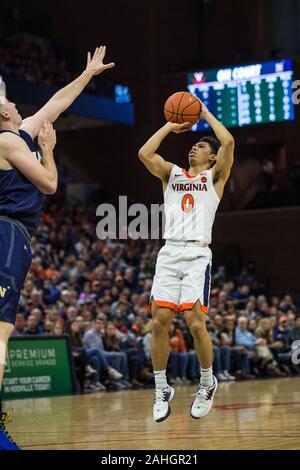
left=200, top=367, right=213, bottom=388
left=154, top=370, right=168, bottom=389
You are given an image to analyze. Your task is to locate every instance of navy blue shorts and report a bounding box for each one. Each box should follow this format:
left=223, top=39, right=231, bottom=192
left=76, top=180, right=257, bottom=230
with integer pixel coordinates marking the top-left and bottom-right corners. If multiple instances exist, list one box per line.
left=0, top=220, right=32, bottom=324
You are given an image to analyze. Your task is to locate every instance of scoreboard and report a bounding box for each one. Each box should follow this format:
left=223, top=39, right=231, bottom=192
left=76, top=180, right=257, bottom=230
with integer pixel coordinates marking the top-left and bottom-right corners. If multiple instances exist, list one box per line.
left=187, top=59, right=295, bottom=131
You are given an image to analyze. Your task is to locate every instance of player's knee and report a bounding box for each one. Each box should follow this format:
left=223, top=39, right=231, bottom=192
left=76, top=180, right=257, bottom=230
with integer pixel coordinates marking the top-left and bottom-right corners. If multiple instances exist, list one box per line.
left=189, top=319, right=206, bottom=339
left=0, top=321, right=14, bottom=340
left=152, top=317, right=170, bottom=336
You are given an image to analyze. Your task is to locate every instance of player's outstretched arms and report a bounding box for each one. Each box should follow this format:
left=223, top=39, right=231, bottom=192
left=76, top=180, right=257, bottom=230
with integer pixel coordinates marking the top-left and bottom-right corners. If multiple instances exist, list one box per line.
left=138, top=121, right=191, bottom=182
left=0, top=121, right=57, bottom=194
left=21, top=46, right=115, bottom=138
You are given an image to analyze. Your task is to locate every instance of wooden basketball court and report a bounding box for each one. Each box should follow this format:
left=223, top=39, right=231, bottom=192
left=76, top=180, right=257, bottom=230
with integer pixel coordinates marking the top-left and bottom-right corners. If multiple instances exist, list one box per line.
left=5, top=377, right=300, bottom=450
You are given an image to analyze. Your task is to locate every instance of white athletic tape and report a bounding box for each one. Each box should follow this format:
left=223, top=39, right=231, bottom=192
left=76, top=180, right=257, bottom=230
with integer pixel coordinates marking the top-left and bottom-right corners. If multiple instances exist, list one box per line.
left=0, top=340, right=6, bottom=365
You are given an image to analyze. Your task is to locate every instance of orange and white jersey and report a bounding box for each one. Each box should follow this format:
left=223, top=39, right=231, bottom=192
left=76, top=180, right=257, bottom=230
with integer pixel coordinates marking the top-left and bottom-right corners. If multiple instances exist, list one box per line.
left=163, top=165, right=220, bottom=245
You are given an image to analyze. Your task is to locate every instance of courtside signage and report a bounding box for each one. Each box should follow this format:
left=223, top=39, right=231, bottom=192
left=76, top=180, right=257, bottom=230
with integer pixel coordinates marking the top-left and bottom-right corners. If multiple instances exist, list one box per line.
left=2, top=336, right=75, bottom=399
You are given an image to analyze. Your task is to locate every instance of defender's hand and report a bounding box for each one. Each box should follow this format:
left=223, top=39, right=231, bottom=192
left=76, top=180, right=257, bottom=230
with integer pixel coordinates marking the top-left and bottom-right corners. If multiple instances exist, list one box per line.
left=85, top=46, right=115, bottom=76
left=38, top=120, right=56, bottom=152
left=165, top=121, right=192, bottom=134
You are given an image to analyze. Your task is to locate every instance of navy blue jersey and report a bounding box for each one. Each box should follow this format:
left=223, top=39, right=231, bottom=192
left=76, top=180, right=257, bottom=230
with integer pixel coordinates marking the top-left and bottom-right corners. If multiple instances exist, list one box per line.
left=0, top=129, right=46, bottom=236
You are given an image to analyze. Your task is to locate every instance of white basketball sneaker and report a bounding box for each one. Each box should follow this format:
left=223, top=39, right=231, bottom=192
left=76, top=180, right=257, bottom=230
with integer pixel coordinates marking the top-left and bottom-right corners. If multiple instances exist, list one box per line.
left=153, top=386, right=175, bottom=422
left=190, top=376, right=218, bottom=419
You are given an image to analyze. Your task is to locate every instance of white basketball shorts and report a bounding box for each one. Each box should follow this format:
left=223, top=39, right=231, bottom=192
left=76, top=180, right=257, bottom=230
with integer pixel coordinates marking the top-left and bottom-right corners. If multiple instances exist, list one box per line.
left=150, top=241, right=212, bottom=314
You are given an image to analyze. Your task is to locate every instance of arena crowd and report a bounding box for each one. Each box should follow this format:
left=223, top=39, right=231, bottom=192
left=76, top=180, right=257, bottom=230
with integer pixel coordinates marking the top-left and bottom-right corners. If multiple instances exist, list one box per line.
left=11, top=199, right=300, bottom=393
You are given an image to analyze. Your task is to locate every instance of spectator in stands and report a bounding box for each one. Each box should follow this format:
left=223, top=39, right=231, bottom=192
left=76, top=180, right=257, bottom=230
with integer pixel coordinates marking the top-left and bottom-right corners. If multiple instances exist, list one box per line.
left=113, top=313, right=129, bottom=338
left=286, top=315, right=300, bottom=374
left=104, top=323, right=143, bottom=387
left=235, top=316, right=260, bottom=374
left=83, top=317, right=126, bottom=383
left=280, top=295, right=297, bottom=313
left=24, top=314, right=43, bottom=335
left=248, top=319, right=257, bottom=334
left=255, top=318, right=285, bottom=377
left=270, top=296, right=280, bottom=308
left=52, top=321, right=64, bottom=335
left=65, top=320, right=104, bottom=392
left=273, top=316, right=298, bottom=375
left=231, top=285, right=250, bottom=307
left=256, top=300, right=271, bottom=318
left=65, top=306, right=78, bottom=325
left=20, top=279, right=35, bottom=308
left=238, top=267, right=254, bottom=287
left=288, top=314, right=300, bottom=345
left=256, top=318, right=284, bottom=353
left=168, top=319, right=191, bottom=385
left=213, top=314, right=224, bottom=334
left=286, top=310, right=296, bottom=328
left=208, top=323, right=235, bottom=382
left=11, top=314, right=26, bottom=336
left=244, top=300, right=257, bottom=319
left=44, top=321, right=54, bottom=334
left=44, top=307, right=58, bottom=323
left=42, top=279, right=60, bottom=305
left=273, top=316, right=290, bottom=349
left=220, top=318, right=252, bottom=379
left=31, top=308, right=45, bottom=332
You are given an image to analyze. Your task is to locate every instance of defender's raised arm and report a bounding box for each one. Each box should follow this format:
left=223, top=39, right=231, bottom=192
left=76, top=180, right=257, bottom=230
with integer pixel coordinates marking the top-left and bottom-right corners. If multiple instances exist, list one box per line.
left=21, top=46, right=115, bottom=138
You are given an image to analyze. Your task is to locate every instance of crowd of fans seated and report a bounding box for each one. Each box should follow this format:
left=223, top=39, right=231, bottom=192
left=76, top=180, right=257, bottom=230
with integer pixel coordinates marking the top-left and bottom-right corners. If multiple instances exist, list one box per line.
left=0, top=19, right=74, bottom=87
left=11, top=201, right=300, bottom=393
left=0, top=18, right=114, bottom=97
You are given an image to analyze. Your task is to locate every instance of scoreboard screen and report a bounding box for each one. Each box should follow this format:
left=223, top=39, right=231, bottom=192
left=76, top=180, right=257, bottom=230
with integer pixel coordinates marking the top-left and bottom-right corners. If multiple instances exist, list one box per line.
left=187, top=59, right=295, bottom=131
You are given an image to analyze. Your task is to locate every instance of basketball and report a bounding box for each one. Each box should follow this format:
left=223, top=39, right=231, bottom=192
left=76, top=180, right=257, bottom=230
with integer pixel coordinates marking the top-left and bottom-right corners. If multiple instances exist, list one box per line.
left=164, top=91, right=202, bottom=125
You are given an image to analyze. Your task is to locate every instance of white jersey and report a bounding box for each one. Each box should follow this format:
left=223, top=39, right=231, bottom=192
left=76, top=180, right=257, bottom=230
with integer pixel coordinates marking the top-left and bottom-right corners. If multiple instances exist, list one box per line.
left=163, top=165, right=220, bottom=245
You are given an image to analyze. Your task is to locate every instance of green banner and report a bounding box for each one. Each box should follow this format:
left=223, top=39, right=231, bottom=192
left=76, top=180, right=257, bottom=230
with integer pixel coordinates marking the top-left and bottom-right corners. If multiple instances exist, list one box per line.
left=3, top=336, right=75, bottom=400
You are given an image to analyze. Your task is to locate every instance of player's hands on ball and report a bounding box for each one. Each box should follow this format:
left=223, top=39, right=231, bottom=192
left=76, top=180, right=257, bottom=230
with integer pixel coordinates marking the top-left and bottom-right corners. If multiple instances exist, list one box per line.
left=85, top=46, right=115, bottom=76
left=38, top=120, right=57, bottom=152
left=166, top=122, right=192, bottom=133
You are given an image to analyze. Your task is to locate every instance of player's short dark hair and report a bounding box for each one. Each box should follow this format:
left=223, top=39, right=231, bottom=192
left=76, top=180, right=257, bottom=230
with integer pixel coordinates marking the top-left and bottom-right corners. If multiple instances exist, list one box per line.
left=198, top=136, right=221, bottom=155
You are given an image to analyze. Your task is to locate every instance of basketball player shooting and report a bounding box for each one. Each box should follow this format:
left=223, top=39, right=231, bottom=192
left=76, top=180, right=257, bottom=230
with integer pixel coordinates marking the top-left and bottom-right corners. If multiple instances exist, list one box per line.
left=0, top=47, right=114, bottom=450
left=138, top=100, right=234, bottom=422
